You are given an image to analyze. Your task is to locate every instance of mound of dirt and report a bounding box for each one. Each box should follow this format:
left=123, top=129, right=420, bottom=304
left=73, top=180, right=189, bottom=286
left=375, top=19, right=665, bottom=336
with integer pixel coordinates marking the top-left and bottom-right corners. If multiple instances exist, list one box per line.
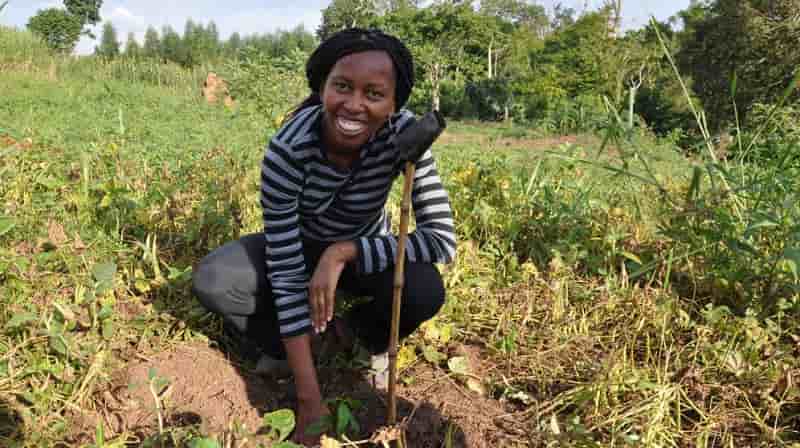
left=70, top=342, right=512, bottom=446
left=76, top=343, right=280, bottom=439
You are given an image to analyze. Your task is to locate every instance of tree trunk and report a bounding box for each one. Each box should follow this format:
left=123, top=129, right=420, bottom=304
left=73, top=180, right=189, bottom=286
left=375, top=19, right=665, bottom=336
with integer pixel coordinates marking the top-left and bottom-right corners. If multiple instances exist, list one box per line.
left=628, top=84, right=637, bottom=129
left=488, top=38, right=493, bottom=79
left=431, top=62, right=441, bottom=111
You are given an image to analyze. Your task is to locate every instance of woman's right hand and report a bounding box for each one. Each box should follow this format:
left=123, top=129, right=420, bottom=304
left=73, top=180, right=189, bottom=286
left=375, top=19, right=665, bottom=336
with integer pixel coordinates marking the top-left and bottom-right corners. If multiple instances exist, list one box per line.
left=283, top=334, right=328, bottom=446
left=293, top=397, right=330, bottom=446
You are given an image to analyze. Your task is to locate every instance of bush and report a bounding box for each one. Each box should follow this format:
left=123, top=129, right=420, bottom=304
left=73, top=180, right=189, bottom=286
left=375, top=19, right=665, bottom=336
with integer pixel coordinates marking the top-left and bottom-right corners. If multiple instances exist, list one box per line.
left=223, top=47, right=307, bottom=125
left=732, top=102, right=800, bottom=168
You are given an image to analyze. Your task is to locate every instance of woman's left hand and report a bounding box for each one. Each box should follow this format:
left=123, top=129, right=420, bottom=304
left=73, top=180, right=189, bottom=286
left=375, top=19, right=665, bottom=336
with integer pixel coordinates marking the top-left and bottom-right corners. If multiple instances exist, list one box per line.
left=309, top=241, right=357, bottom=333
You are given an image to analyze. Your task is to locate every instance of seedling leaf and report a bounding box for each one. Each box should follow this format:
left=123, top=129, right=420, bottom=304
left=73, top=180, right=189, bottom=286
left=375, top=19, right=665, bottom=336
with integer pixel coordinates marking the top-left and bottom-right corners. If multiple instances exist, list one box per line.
left=447, top=356, right=470, bottom=376
left=92, top=262, right=117, bottom=293
left=0, top=216, right=15, bottom=237
left=6, top=312, right=37, bottom=329
left=422, top=346, right=446, bottom=364
left=49, top=334, right=69, bottom=357
left=262, top=409, right=295, bottom=442
left=336, top=401, right=351, bottom=436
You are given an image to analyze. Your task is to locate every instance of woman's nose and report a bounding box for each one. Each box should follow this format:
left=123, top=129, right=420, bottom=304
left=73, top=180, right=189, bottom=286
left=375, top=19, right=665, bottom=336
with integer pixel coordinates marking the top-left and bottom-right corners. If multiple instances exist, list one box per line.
left=343, top=92, right=366, bottom=112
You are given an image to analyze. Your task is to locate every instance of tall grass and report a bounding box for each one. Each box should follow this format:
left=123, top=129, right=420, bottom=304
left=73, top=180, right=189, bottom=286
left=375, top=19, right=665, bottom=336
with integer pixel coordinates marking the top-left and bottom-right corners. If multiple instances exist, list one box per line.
left=0, top=25, right=53, bottom=71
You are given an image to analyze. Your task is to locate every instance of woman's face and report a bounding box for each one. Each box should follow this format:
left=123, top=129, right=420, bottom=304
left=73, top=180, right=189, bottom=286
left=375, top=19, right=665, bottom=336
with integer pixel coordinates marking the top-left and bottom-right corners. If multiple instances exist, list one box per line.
left=320, top=50, right=397, bottom=155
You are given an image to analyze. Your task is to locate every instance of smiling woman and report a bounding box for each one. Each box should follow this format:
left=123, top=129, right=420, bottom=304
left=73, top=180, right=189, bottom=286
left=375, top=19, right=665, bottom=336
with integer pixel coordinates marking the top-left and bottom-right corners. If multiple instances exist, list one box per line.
left=191, top=28, right=456, bottom=446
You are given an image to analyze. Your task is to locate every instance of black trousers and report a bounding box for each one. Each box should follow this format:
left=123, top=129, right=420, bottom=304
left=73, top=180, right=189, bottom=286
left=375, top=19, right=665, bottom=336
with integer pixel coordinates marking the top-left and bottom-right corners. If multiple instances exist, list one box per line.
left=192, top=233, right=445, bottom=359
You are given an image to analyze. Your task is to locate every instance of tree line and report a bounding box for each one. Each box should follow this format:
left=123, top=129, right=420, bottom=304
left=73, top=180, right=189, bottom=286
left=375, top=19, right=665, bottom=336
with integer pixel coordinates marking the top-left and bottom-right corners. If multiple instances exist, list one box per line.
left=26, top=0, right=800, bottom=138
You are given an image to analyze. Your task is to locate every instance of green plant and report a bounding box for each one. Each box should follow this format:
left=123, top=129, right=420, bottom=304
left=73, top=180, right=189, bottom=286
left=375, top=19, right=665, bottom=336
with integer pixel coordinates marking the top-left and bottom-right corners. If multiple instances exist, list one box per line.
left=306, top=398, right=362, bottom=440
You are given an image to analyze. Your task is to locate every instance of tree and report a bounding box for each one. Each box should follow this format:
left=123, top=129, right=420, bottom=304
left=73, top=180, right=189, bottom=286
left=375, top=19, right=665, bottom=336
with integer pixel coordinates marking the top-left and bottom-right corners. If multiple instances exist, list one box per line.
left=676, top=0, right=800, bottom=129
left=64, top=0, right=102, bottom=37
left=226, top=31, right=243, bottom=56
left=160, top=25, right=181, bottom=63
left=378, top=3, right=492, bottom=111
left=95, top=21, right=120, bottom=58
left=142, top=26, right=160, bottom=58
left=124, top=32, right=140, bottom=58
left=531, top=11, right=614, bottom=98
left=317, top=0, right=379, bottom=40
left=27, top=8, right=83, bottom=54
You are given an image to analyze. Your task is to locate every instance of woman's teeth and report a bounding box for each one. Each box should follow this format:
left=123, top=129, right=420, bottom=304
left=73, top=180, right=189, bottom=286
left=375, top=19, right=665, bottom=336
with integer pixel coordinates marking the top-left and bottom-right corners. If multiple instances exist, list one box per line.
left=337, top=117, right=366, bottom=136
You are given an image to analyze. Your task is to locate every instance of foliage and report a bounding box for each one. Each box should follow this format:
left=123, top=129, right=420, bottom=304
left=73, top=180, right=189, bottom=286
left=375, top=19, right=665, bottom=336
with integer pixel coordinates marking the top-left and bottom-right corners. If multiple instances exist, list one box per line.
left=95, top=21, right=120, bottom=58
left=4, top=8, right=800, bottom=448
left=676, top=0, right=800, bottom=130
left=26, top=8, right=83, bottom=54
left=64, top=0, right=102, bottom=27
left=223, top=47, right=308, bottom=125
left=317, top=0, right=379, bottom=40
left=123, top=32, right=140, bottom=58
left=0, top=25, right=52, bottom=69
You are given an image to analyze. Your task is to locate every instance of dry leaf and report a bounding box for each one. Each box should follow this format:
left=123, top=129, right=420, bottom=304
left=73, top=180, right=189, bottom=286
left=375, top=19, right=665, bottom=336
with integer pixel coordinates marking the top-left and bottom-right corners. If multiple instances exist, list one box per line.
left=47, top=220, right=68, bottom=247
left=320, top=435, right=342, bottom=448
left=369, top=425, right=403, bottom=444
left=466, top=377, right=486, bottom=396
left=73, top=232, right=87, bottom=250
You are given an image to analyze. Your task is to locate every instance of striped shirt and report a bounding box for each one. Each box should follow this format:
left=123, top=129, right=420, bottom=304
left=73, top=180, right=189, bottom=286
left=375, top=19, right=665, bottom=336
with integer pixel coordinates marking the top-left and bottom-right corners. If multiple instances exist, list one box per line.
left=260, top=105, right=457, bottom=337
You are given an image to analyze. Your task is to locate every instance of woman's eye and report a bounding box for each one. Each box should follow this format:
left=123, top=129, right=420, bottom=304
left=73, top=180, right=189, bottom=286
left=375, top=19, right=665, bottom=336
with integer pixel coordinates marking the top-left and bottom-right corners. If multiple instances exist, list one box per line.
left=334, top=81, right=349, bottom=91
left=367, top=90, right=384, bottom=100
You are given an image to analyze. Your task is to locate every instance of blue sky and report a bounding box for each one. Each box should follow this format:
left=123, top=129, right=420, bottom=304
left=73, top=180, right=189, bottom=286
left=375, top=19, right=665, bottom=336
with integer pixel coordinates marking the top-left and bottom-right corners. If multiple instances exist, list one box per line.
left=1, top=0, right=691, bottom=54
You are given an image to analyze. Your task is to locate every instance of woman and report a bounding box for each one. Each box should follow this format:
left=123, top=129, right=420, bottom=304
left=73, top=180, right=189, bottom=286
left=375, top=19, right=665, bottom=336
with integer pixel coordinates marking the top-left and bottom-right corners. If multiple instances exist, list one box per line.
left=192, top=28, right=456, bottom=445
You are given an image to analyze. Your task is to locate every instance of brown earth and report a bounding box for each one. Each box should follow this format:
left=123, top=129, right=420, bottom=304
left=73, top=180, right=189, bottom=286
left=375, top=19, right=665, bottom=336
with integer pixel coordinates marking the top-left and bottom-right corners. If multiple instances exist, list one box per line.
left=68, top=341, right=516, bottom=447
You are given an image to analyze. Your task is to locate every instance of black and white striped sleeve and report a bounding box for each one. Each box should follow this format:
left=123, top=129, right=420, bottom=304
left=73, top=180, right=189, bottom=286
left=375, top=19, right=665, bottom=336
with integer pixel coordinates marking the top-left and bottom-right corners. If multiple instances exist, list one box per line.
left=355, top=149, right=457, bottom=274
left=260, top=139, right=311, bottom=338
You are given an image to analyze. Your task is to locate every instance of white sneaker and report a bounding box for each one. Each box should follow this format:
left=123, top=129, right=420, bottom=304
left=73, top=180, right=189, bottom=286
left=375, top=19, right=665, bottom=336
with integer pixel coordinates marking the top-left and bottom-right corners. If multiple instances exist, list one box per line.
left=368, top=352, right=389, bottom=391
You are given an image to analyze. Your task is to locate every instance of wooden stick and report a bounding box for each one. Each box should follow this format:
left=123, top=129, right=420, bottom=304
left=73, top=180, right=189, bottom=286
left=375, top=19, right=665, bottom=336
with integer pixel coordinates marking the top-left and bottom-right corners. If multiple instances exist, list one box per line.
left=388, top=160, right=415, bottom=426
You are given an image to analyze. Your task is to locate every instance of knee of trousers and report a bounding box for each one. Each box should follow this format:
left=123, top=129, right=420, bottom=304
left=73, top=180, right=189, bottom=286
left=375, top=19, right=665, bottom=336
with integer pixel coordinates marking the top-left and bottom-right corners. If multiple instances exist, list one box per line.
left=402, top=265, right=446, bottom=322
left=191, top=260, right=227, bottom=314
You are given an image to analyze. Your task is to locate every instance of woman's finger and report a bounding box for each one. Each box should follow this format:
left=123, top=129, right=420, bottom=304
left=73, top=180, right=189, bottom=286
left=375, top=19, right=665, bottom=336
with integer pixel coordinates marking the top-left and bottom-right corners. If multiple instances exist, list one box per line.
left=325, top=284, right=335, bottom=324
left=310, top=286, right=322, bottom=333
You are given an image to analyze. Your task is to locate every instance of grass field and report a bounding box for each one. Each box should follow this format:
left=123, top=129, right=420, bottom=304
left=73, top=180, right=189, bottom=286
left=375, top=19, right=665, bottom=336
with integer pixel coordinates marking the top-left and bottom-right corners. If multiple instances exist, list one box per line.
left=2, top=27, right=799, bottom=448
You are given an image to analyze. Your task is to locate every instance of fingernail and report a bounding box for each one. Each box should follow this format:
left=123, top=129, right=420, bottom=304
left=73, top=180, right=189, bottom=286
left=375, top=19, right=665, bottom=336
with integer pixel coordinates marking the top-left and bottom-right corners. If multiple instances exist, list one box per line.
left=321, top=324, right=327, bottom=333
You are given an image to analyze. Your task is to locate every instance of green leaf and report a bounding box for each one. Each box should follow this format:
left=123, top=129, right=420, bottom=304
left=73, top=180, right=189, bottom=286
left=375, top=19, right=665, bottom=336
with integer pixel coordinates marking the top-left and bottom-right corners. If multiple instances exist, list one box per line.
left=422, top=346, right=446, bottom=364
left=49, top=334, right=69, bottom=357
left=447, top=356, right=470, bottom=376
left=743, top=219, right=779, bottom=239
left=0, top=360, right=8, bottom=377
left=53, top=302, right=76, bottom=322
left=336, top=402, right=354, bottom=436
left=95, top=422, right=105, bottom=445
left=781, top=247, right=800, bottom=280
left=305, top=414, right=334, bottom=437
left=6, top=312, right=37, bottom=329
left=262, top=409, right=295, bottom=442
left=620, top=251, right=642, bottom=265
left=97, top=304, right=114, bottom=321
left=187, top=437, right=221, bottom=448
left=0, top=216, right=15, bottom=237
left=102, top=319, right=115, bottom=339
left=92, top=262, right=117, bottom=283
left=147, top=367, right=157, bottom=381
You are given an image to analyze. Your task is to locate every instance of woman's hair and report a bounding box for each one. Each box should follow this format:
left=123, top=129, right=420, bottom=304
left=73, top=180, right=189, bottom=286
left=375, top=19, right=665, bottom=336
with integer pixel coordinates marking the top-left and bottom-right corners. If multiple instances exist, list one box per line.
left=288, top=28, right=414, bottom=118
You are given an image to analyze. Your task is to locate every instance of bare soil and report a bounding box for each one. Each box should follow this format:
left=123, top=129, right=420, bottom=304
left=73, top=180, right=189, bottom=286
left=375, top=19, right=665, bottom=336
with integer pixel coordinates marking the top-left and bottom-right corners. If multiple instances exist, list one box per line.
left=68, top=340, right=516, bottom=447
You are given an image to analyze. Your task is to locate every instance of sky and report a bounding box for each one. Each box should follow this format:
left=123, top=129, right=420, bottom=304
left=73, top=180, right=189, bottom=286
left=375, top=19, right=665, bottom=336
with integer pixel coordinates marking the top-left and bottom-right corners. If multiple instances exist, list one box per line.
left=1, top=0, right=692, bottom=55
